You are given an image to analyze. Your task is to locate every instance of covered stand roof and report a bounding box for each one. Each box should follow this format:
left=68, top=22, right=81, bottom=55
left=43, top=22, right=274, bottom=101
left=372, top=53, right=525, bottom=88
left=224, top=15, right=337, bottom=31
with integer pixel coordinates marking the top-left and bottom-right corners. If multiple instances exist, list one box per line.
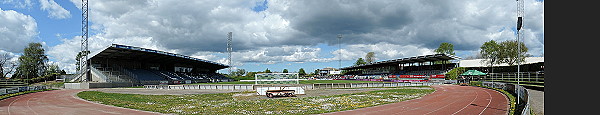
left=89, top=44, right=229, bottom=71
left=341, top=54, right=461, bottom=70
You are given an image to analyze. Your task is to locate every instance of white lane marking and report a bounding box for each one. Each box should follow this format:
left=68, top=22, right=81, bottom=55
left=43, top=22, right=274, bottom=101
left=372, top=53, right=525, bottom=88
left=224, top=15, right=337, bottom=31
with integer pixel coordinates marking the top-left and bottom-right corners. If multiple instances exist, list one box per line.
left=479, top=89, right=493, bottom=115
left=451, top=87, right=479, bottom=115
left=26, top=94, right=39, bottom=115
left=7, top=93, right=31, bottom=115
left=423, top=86, right=472, bottom=115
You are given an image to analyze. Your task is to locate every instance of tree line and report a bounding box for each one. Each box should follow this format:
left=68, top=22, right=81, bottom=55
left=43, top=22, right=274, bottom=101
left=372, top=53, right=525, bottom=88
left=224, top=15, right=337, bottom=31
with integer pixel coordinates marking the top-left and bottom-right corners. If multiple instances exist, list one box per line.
left=1, top=43, right=66, bottom=84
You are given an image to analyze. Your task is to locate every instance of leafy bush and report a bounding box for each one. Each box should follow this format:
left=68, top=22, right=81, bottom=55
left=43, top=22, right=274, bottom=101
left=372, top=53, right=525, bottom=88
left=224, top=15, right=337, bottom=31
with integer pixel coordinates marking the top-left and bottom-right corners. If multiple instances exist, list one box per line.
left=445, top=67, right=466, bottom=80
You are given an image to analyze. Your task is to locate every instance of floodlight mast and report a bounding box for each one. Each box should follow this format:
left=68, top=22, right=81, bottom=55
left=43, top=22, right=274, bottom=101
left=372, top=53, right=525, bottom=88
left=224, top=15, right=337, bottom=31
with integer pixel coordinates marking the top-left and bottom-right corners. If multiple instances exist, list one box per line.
left=337, top=34, right=342, bottom=69
left=516, top=0, right=524, bottom=104
left=80, top=0, right=90, bottom=82
left=227, top=32, right=233, bottom=74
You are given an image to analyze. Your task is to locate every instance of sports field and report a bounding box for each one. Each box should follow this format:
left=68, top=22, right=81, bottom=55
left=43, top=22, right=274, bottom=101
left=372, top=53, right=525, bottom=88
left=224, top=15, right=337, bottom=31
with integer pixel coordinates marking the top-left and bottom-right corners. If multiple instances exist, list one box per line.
left=77, top=86, right=434, bottom=115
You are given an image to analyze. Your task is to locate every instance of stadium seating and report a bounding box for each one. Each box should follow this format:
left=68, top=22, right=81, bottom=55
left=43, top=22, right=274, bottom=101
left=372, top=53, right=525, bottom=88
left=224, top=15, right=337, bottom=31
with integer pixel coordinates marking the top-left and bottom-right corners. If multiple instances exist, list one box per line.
left=126, top=69, right=168, bottom=81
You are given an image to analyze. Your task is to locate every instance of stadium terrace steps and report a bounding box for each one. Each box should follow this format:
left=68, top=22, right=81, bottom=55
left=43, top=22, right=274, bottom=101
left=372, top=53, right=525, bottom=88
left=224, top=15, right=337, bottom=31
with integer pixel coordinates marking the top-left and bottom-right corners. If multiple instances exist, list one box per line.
left=127, top=69, right=168, bottom=81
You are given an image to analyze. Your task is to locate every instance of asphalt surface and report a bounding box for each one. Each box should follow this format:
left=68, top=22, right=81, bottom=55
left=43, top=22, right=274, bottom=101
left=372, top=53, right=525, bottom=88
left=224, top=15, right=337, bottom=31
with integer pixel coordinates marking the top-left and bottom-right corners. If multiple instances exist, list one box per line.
left=322, top=85, right=509, bottom=115
left=527, top=89, right=544, bottom=115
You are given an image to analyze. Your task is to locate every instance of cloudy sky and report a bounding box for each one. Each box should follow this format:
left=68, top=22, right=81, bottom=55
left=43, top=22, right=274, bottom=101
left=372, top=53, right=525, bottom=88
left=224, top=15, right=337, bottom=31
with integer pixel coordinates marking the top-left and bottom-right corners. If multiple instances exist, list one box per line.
left=0, top=0, right=543, bottom=74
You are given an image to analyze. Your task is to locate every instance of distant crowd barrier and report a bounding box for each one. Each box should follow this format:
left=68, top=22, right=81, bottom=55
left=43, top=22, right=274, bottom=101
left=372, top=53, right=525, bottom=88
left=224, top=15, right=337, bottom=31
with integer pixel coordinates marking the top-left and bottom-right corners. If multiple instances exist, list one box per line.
left=1, top=86, right=48, bottom=97
left=144, top=84, right=311, bottom=90
left=312, top=82, right=440, bottom=89
left=144, top=82, right=441, bottom=90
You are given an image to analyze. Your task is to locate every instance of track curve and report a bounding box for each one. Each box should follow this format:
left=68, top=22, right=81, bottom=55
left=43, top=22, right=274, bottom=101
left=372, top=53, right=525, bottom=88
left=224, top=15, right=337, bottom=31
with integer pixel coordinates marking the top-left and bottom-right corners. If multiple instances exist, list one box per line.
left=0, top=89, right=162, bottom=115
left=322, top=85, right=509, bottom=115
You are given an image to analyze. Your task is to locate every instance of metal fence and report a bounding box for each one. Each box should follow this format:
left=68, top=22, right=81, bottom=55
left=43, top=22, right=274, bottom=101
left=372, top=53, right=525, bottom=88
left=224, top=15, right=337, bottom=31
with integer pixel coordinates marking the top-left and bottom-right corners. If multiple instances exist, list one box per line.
left=312, top=82, right=440, bottom=89
left=485, top=72, right=544, bottom=82
left=144, top=84, right=316, bottom=90
left=144, top=82, right=440, bottom=90
left=479, top=81, right=530, bottom=115
left=0, top=86, right=48, bottom=96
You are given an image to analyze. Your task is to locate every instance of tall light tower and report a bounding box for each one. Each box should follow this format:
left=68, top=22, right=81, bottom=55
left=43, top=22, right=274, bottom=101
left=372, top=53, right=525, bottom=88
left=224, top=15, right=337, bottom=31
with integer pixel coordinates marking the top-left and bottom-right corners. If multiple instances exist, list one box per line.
left=79, top=0, right=90, bottom=82
left=227, top=32, right=233, bottom=74
left=337, top=34, right=342, bottom=69
left=516, top=0, right=524, bottom=104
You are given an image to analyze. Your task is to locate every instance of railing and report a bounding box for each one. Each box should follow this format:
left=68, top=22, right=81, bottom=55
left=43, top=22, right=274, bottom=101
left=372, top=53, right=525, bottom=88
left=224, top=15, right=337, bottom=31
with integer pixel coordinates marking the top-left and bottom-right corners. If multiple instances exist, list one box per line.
left=312, top=82, right=439, bottom=89
left=485, top=72, right=544, bottom=82
left=144, top=84, right=258, bottom=90
left=144, top=82, right=440, bottom=90
left=90, top=66, right=110, bottom=82
left=1, top=86, right=48, bottom=97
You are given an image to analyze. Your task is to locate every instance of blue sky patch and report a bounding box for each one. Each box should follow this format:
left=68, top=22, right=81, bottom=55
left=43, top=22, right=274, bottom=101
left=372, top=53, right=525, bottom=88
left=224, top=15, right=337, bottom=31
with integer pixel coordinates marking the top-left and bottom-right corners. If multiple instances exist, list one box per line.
left=252, top=0, right=268, bottom=12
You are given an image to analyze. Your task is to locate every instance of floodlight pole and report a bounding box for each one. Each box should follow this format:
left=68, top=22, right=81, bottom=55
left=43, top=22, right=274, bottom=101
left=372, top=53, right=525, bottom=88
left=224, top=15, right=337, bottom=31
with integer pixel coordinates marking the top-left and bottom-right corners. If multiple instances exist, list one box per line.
left=80, top=0, right=90, bottom=82
left=337, top=34, right=342, bottom=69
left=516, top=0, right=524, bottom=105
left=227, top=32, right=233, bottom=74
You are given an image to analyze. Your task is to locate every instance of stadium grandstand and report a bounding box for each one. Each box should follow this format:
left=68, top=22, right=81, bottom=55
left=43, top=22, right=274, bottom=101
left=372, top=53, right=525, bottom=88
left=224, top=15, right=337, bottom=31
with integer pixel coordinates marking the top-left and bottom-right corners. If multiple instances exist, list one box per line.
left=341, top=54, right=461, bottom=83
left=70, top=44, right=231, bottom=85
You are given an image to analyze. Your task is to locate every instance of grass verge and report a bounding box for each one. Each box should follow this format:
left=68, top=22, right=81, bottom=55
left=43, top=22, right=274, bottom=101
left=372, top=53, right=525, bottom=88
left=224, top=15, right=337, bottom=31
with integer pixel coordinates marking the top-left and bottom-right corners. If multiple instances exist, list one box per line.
left=78, top=87, right=434, bottom=115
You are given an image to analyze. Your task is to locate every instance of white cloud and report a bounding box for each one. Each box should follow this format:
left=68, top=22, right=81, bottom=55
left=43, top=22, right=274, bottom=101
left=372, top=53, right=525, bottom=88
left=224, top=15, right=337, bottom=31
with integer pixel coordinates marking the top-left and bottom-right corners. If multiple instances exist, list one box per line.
left=50, top=0, right=544, bottom=72
left=334, top=42, right=434, bottom=62
left=0, top=8, right=38, bottom=53
left=39, top=0, right=71, bottom=19
left=2, top=0, right=33, bottom=9
left=234, top=45, right=323, bottom=64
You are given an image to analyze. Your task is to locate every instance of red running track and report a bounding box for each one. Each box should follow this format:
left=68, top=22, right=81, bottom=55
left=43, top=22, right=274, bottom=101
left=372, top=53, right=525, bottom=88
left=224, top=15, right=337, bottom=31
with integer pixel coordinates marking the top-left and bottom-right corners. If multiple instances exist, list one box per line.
left=323, top=85, right=509, bottom=115
left=0, top=85, right=507, bottom=115
left=0, top=89, right=162, bottom=115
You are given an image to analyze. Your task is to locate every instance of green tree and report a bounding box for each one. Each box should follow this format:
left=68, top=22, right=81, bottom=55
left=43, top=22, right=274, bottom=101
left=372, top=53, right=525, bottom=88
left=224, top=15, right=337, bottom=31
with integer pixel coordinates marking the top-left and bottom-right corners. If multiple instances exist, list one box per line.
left=498, top=40, right=528, bottom=66
left=230, top=69, right=246, bottom=77
left=13, top=43, right=49, bottom=80
left=434, top=42, right=455, bottom=55
left=1, top=53, right=17, bottom=78
left=298, top=68, right=306, bottom=76
left=45, top=64, right=61, bottom=75
left=264, top=68, right=271, bottom=73
left=365, top=52, right=375, bottom=64
left=75, top=51, right=90, bottom=71
left=354, top=58, right=367, bottom=66
left=282, top=69, right=288, bottom=73
left=445, top=67, right=466, bottom=80
left=245, top=72, right=258, bottom=78
left=480, top=40, right=502, bottom=66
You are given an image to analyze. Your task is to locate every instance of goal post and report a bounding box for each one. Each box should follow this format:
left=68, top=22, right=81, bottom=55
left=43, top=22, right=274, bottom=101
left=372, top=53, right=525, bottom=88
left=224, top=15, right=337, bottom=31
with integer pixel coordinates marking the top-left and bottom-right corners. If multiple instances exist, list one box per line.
left=254, top=73, right=299, bottom=84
